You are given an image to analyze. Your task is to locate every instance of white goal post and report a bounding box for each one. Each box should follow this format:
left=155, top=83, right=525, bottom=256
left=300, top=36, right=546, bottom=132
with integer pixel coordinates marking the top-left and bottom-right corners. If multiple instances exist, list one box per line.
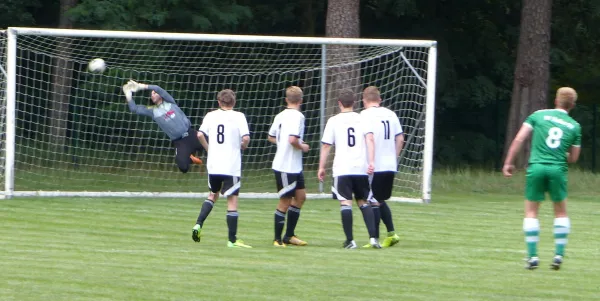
left=1, top=27, right=437, bottom=203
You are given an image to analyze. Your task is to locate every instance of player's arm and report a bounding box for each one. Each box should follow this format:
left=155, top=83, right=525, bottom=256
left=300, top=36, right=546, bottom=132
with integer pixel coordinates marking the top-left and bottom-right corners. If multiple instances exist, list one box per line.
left=567, top=125, right=582, bottom=163
left=267, top=118, right=278, bottom=145
left=366, top=132, right=375, bottom=174
left=147, top=85, right=176, bottom=104
left=502, top=124, right=533, bottom=177
left=567, top=146, right=581, bottom=163
left=318, top=143, right=332, bottom=182
left=239, top=114, right=250, bottom=150
left=394, top=118, right=405, bottom=157
left=395, top=133, right=405, bottom=158
left=198, top=114, right=210, bottom=150
left=124, top=84, right=153, bottom=117
left=197, top=131, right=209, bottom=151
left=127, top=80, right=176, bottom=104
left=318, top=119, right=334, bottom=181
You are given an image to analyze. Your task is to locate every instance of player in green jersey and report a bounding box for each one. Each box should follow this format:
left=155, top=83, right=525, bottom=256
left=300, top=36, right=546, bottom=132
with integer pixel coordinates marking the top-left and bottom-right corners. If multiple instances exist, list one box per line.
left=503, top=87, right=582, bottom=270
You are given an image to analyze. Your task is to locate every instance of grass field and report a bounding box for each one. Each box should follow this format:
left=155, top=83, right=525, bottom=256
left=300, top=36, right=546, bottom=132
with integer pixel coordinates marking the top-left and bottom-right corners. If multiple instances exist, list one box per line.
left=1, top=169, right=600, bottom=300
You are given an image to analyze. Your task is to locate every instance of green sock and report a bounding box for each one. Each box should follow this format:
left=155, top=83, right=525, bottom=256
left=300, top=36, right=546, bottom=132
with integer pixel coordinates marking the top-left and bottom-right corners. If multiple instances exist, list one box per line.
left=554, top=217, right=570, bottom=256
left=523, top=218, right=540, bottom=258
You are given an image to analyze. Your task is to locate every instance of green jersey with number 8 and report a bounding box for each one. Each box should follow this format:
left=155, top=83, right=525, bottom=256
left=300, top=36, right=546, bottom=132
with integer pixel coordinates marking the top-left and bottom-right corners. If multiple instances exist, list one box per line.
left=524, top=109, right=581, bottom=165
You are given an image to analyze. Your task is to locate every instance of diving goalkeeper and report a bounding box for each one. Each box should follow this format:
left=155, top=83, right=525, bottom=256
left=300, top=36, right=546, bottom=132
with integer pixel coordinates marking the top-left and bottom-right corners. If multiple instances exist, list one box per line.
left=123, top=80, right=203, bottom=173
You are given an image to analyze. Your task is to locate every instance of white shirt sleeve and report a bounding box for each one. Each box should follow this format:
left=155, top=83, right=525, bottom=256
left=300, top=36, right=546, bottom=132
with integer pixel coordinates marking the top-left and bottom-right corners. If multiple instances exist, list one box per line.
left=321, top=117, right=335, bottom=145
left=361, top=116, right=374, bottom=136
left=238, top=113, right=250, bottom=138
left=199, top=112, right=211, bottom=135
left=288, top=113, right=303, bottom=137
left=394, top=117, right=403, bottom=135
left=268, top=116, right=278, bottom=138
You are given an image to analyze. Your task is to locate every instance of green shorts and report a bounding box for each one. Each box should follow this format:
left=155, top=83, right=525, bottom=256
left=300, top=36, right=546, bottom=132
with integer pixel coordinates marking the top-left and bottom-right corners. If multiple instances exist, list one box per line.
left=525, top=163, right=568, bottom=202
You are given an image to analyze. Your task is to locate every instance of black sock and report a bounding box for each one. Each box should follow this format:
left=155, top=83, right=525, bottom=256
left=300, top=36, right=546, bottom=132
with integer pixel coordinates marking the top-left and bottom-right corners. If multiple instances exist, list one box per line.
left=274, top=209, right=286, bottom=241
left=360, top=204, right=376, bottom=238
left=340, top=205, right=353, bottom=241
left=379, top=201, right=395, bottom=233
left=372, top=204, right=381, bottom=239
left=226, top=210, right=238, bottom=243
left=196, top=199, right=214, bottom=226
left=285, top=206, right=301, bottom=238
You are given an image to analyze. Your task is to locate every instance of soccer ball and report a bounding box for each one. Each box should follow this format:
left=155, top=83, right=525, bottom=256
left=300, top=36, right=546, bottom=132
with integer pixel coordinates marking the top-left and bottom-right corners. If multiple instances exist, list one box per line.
left=88, top=58, right=106, bottom=73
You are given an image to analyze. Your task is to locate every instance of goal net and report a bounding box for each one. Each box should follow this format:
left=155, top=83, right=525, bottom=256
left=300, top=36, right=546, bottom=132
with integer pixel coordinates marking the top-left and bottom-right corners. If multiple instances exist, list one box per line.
left=1, top=28, right=437, bottom=202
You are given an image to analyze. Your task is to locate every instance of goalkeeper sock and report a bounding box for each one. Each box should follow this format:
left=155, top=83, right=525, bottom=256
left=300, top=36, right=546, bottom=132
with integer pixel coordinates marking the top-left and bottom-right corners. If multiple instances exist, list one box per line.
left=553, top=217, right=570, bottom=256
left=285, top=205, right=301, bottom=238
left=196, top=199, right=214, bottom=226
left=226, top=210, right=239, bottom=243
left=379, top=201, right=395, bottom=232
left=372, top=204, right=381, bottom=239
left=523, top=218, right=540, bottom=258
left=340, top=205, right=353, bottom=241
left=360, top=204, right=377, bottom=239
left=274, top=209, right=286, bottom=241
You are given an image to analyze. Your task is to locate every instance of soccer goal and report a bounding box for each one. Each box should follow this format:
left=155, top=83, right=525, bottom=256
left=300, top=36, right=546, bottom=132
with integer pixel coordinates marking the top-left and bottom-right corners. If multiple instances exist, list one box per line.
left=0, top=27, right=437, bottom=203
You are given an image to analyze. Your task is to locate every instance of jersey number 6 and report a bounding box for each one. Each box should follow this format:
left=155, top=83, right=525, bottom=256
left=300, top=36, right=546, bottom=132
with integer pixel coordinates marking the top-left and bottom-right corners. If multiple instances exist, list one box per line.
left=347, top=127, right=355, bottom=147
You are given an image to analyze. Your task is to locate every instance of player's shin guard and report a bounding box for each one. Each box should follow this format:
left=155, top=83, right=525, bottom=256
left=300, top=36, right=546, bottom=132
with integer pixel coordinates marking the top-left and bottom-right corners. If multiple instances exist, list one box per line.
left=523, top=218, right=540, bottom=258
left=227, top=211, right=239, bottom=243
left=360, top=204, right=377, bottom=239
left=285, top=206, right=301, bottom=238
left=196, top=200, right=214, bottom=226
left=371, top=203, right=381, bottom=238
left=274, top=209, right=286, bottom=241
left=379, top=201, right=395, bottom=233
left=553, top=217, right=570, bottom=257
left=340, top=205, right=353, bottom=241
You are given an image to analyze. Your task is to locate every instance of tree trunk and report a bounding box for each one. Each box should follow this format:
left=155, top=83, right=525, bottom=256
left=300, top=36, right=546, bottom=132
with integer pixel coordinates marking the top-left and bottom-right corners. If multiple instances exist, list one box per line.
left=49, top=0, right=77, bottom=148
left=325, top=0, right=361, bottom=119
left=503, top=0, right=552, bottom=167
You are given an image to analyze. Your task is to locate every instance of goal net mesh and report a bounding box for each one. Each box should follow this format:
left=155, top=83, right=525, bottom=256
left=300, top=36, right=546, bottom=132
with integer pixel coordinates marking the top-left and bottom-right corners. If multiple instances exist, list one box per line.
left=3, top=32, right=430, bottom=200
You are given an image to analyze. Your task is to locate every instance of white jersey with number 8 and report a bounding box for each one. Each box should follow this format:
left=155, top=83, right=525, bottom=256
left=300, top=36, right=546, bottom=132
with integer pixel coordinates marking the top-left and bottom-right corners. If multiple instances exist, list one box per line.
left=199, top=109, right=250, bottom=177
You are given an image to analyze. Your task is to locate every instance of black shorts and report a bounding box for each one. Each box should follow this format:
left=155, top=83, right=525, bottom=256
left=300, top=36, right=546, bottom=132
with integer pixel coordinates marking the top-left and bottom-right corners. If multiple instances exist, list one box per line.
left=208, top=174, right=240, bottom=196
left=274, top=170, right=306, bottom=198
left=173, top=128, right=204, bottom=155
left=332, top=175, right=370, bottom=201
left=369, top=171, right=396, bottom=202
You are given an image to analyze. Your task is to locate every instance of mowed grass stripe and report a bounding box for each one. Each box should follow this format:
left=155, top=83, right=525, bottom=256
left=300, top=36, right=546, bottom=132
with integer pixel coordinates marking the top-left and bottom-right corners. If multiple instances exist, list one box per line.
left=1, top=196, right=600, bottom=301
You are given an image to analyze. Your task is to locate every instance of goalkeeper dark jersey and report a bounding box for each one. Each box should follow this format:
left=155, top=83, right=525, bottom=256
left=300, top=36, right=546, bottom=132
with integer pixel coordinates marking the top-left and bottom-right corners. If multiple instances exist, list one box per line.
left=127, top=85, right=192, bottom=141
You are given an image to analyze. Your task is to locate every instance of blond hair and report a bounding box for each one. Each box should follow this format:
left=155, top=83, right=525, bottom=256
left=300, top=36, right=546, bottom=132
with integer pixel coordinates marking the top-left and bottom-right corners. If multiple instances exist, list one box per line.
left=363, top=86, right=381, bottom=102
left=217, top=89, right=236, bottom=107
left=556, top=87, right=577, bottom=109
left=286, top=86, right=303, bottom=103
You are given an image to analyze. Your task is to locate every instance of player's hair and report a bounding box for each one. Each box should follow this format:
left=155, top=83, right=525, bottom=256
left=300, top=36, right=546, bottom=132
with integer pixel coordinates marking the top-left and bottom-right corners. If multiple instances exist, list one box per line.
left=286, top=86, right=303, bottom=103
left=363, top=86, right=381, bottom=102
left=217, top=89, right=236, bottom=107
left=337, top=89, right=356, bottom=108
left=556, top=87, right=577, bottom=109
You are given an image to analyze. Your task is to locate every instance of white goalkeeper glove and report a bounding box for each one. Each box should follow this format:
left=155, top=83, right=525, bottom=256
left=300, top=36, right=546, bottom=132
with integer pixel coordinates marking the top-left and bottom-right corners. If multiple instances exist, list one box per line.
left=122, top=84, right=133, bottom=101
left=127, top=80, right=148, bottom=92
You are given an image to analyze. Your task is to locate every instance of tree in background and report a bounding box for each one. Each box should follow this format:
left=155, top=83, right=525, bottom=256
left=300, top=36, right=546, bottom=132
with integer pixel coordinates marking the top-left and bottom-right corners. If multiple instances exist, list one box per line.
left=325, top=0, right=361, bottom=118
left=504, top=0, right=552, bottom=167
left=49, top=0, right=77, bottom=149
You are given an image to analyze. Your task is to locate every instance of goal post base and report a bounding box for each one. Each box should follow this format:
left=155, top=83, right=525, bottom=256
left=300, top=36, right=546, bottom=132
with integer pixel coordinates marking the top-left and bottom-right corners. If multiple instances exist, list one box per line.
left=8, top=191, right=425, bottom=203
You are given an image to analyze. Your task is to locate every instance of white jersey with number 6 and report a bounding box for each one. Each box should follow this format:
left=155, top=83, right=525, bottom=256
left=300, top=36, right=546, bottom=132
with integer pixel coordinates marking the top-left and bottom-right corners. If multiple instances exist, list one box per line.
left=268, top=108, right=305, bottom=173
left=321, top=112, right=373, bottom=177
left=360, top=106, right=403, bottom=172
left=199, top=109, right=249, bottom=177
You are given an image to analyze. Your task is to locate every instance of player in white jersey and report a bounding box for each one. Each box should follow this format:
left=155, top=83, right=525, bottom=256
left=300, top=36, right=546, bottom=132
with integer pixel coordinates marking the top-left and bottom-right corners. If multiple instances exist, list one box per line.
left=268, top=86, right=311, bottom=247
left=360, top=86, right=404, bottom=248
left=318, top=89, right=381, bottom=249
left=192, top=89, right=252, bottom=248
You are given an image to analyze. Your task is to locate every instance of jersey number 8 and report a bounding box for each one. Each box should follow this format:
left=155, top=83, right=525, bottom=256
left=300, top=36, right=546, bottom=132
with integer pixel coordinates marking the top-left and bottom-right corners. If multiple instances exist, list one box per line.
left=545, top=126, right=563, bottom=149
